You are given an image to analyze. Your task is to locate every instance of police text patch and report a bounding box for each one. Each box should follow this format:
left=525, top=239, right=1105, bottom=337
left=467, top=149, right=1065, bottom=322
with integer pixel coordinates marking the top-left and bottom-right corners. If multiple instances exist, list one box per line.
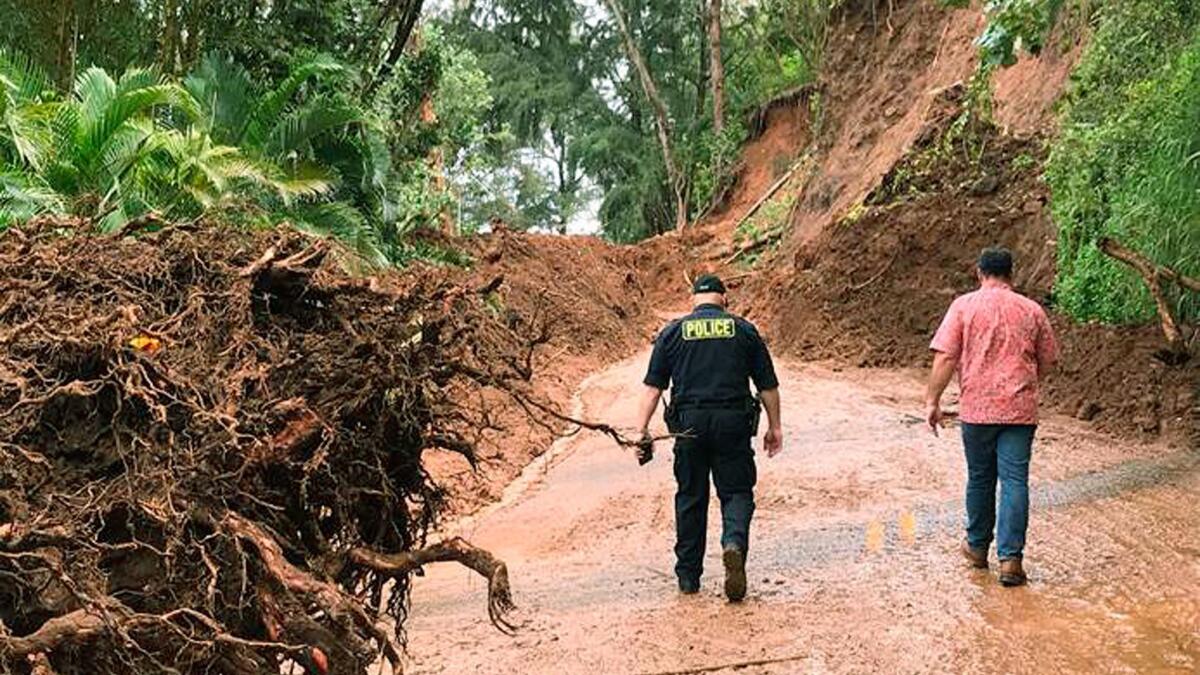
left=682, top=318, right=736, bottom=341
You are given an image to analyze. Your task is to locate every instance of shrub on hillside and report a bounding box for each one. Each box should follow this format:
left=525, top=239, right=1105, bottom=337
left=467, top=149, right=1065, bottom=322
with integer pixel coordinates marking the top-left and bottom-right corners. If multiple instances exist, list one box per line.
left=1047, top=0, right=1200, bottom=324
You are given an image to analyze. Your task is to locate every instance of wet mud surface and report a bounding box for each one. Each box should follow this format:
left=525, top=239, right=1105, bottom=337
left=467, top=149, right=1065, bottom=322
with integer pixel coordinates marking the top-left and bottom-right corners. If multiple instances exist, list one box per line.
left=404, top=351, right=1200, bottom=674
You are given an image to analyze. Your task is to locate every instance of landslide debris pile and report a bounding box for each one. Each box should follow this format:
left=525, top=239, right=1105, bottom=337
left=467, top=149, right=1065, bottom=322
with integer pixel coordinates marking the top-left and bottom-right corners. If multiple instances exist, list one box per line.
left=0, top=222, right=531, bottom=674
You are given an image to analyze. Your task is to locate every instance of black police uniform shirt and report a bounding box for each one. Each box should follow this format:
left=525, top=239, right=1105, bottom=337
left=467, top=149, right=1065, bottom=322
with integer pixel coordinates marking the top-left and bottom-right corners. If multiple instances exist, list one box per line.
left=643, top=303, right=779, bottom=404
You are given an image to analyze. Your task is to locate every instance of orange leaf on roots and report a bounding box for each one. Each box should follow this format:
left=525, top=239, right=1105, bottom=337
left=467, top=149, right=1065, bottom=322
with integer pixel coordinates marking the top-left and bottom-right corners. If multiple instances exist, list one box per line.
left=128, top=335, right=162, bottom=354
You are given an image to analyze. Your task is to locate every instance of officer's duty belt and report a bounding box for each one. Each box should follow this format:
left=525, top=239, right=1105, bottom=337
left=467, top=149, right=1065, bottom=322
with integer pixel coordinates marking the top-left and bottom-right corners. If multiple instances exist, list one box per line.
left=670, top=396, right=753, bottom=411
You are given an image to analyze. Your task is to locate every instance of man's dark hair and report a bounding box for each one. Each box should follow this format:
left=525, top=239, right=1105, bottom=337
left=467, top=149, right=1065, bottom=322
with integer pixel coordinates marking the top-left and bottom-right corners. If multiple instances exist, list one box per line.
left=977, top=247, right=1014, bottom=278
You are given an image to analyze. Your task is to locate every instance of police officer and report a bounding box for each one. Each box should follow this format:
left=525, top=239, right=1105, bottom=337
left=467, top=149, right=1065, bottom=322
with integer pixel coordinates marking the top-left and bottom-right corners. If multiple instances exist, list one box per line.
left=634, top=274, right=783, bottom=601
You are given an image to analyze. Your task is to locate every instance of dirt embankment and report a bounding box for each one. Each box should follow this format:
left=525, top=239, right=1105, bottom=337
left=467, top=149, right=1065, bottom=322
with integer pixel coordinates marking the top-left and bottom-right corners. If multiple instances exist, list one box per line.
left=724, top=0, right=1196, bottom=444
left=426, top=228, right=654, bottom=514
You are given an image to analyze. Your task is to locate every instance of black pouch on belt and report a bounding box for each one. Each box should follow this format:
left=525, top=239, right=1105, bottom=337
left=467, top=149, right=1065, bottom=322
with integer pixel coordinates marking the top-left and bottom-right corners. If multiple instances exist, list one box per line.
left=664, top=398, right=681, bottom=434
left=746, top=395, right=763, bottom=437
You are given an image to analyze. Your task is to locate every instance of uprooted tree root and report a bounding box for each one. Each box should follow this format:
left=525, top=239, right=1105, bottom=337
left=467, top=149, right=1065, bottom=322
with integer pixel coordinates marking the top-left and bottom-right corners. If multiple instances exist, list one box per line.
left=0, top=221, right=547, bottom=674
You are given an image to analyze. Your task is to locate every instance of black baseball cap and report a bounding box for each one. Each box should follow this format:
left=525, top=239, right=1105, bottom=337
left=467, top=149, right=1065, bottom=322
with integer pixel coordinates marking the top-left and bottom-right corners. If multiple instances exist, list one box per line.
left=692, top=274, right=726, bottom=294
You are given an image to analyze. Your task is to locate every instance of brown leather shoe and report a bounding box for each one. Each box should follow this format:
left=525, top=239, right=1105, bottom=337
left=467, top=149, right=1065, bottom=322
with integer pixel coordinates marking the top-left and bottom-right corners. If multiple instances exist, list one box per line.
left=960, top=540, right=988, bottom=569
left=999, top=559, right=1027, bottom=587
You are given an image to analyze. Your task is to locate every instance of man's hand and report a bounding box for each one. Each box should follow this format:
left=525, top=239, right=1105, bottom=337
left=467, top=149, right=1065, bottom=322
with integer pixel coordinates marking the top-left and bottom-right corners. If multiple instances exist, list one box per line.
left=925, top=400, right=943, bottom=436
left=763, top=425, right=783, bottom=458
left=925, top=350, right=957, bottom=438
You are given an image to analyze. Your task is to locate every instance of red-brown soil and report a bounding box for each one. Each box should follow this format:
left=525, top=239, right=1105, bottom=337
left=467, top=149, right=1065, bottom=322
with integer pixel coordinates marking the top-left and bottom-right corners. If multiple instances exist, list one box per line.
left=402, top=2, right=1197, bottom=673
left=708, top=99, right=812, bottom=232
left=728, top=0, right=1195, bottom=444
left=425, top=228, right=654, bottom=515
left=405, top=349, right=1200, bottom=674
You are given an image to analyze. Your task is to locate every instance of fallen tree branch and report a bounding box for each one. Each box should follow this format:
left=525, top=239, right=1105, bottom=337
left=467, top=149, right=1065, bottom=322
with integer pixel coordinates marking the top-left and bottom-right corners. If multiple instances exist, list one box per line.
left=638, top=652, right=812, bottom=675
left=733, top=163, right=801, bottom=233
left=1098, top=237, right=1197, bottom=357
left=511, top=392, right=680, bottom=448
left=1099, top=237, right=1200, bottom=293
left=723, top=230, right=782, bottom=266
left=349, top=538, right=517, bottom=633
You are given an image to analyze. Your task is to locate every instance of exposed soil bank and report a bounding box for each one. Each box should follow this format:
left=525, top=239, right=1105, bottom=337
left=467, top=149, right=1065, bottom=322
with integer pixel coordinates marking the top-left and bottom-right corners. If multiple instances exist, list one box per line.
left=426, top=228, right=655, bottom=514
left=731, top=0, right=1196, bottom=444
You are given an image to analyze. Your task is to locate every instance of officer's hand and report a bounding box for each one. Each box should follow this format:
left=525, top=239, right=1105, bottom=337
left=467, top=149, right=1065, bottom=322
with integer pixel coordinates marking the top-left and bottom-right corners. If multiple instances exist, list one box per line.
left=764, top=426, right=783, bottom=458
left=636, top=430, right=655, bottom=465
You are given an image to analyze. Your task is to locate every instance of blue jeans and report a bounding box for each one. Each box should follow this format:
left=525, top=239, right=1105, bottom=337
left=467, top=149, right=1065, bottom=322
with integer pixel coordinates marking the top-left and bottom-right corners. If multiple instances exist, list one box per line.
left=960, top=423, right=1036, bottom=560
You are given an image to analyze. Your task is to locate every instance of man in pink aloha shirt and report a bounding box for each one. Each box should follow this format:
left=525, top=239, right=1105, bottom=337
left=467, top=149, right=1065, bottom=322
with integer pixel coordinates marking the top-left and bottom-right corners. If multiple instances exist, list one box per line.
left=925, top=247, right=1060, bottom=587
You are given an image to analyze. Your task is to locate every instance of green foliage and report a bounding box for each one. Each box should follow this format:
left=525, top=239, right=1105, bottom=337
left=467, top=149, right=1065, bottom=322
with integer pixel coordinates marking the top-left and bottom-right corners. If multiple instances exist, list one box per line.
left=0, top=34, right=491, bottom=267
left=687, top=120, right=747, bottom=217
left=727, top=0, right=829, bottom=110
left=0, top=62, right=233, bottom=230
left=941, top=0, right=1067, bottom=67
left=0, top=1, right=482, bottom=267
left=1046, top=0, right=1200, bottom=323
left=440, top=0, right=831, bottom=241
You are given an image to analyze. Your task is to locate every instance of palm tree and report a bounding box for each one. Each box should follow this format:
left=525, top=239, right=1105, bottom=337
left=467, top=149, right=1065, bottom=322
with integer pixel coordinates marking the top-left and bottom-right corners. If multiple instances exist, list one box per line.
left=0, top=49, right=59, bottom=226
left=0, top=49, right=408, bottom=267
left=185, top=53, right=389, bottom=263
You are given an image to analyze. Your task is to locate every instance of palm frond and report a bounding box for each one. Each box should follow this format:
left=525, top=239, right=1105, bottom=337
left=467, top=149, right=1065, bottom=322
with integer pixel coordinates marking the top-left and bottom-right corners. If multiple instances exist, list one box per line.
left=266, top=161, right=338, bottom=204
left=80, top=83, right=198, bottom=174
left=0, top=170, right=65, bottom=225
left=185, top=53, right=255, bottom=144
left=362, top=126, right=392, bottom=193
left=265, top=101, right=361, bottom=159
left=2, top=100, right=56, bottom=169
left=286, top=200, right=389, bottom=267
left=99, top=118, right=161, bottom=183
left=0, top=48, right=51, bottom=102
left=73, top=67, right=118, bottom=139
left=116, top=67, right=161, bottom=96
left=249, top=54, right=346, bottom=145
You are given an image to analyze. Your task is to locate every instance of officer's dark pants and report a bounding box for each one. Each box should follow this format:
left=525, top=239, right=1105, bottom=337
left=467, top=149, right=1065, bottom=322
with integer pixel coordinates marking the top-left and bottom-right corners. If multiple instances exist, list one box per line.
left=672, top=407, right=757, bottom=584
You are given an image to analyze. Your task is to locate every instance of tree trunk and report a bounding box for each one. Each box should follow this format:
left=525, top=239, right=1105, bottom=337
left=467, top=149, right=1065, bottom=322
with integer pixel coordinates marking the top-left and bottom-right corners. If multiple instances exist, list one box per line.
left=1098, top=237, right=1199, bottom=358
left=709, top=0, right=725, bottom=137
left=54, top=0, right=77, bottom=90
left=365, top=0, right=426, bottom=98
left=414, top=30, right=454, bottom=236
left=159, top=0, right=180, bottom=74
left=695, top=3, right=708, bottom=120
left=603, top=0, right=688, bottom=230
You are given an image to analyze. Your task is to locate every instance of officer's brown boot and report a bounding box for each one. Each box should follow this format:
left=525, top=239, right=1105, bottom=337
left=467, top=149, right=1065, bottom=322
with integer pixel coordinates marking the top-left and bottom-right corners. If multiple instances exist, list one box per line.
left=999, top=558, right=1027, bottom=587
left=722, top=545, right=747, bottom=602
left=960, top=540, right=988, bottom=569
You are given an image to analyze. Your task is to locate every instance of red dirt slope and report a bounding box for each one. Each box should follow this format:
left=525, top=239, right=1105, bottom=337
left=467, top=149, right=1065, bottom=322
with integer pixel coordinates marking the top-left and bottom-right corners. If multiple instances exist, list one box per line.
left=730, top=0, right=1195, bottom=443
left=425, top=228, right=654, bottom=513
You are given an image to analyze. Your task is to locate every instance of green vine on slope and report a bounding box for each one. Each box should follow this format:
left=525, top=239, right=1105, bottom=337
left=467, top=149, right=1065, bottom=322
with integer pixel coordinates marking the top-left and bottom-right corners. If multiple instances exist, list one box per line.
left=941, top=0, right=1067, bottom=68
left=936, top=0, right=1068, bottom=153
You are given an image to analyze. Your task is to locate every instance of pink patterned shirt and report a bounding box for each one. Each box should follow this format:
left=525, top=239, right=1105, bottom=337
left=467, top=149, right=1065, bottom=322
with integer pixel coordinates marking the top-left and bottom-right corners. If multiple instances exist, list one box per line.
left=930, top=285, right=1059, bottom=425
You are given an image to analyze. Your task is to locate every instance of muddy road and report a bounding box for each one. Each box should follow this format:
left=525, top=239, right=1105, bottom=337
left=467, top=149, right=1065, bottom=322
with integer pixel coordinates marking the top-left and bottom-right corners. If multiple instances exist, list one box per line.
left=404, top=350, right=1200, bottom=674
